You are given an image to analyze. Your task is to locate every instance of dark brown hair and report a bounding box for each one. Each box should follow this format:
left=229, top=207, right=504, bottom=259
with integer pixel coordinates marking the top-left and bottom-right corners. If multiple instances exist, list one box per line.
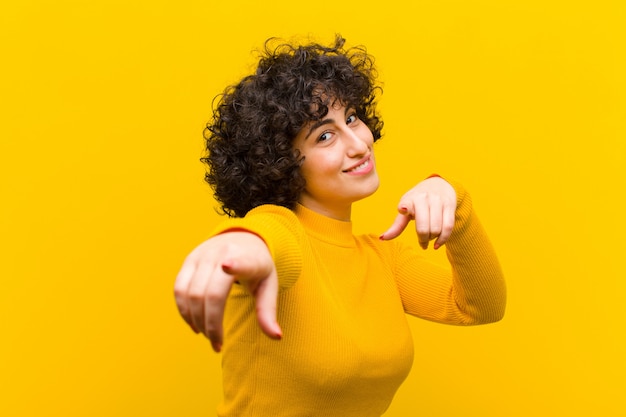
left=202, top=35, right=383, bottom=217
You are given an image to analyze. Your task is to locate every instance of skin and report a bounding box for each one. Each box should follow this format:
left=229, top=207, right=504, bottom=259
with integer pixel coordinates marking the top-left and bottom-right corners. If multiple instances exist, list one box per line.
left=174, top=104, right=457, bottom=352
left=292, top=103, right=380, bottom=221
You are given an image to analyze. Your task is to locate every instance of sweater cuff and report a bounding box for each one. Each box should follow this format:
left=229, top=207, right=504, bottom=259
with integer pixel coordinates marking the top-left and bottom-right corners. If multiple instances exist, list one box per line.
left=210, top=205, right=303, bottom=290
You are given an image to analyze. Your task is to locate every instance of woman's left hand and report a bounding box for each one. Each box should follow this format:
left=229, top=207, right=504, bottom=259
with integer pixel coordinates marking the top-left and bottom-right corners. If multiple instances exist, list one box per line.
left=379, top=176, right=457, bottom=249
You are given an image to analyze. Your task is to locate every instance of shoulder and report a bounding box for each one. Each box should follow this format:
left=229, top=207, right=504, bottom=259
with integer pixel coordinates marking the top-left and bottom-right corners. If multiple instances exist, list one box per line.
left=210, top=204, right=306, bottom=249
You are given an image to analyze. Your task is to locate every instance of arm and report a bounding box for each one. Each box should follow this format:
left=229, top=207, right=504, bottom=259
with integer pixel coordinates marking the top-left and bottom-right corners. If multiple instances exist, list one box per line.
left=381, top=176, right=506, bottom=325
left=174, top=205, right=304, bottom=351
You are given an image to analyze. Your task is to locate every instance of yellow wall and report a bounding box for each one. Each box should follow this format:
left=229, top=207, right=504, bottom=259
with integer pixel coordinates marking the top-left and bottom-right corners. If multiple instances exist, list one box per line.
left=2, top=1, right=624, bottom=415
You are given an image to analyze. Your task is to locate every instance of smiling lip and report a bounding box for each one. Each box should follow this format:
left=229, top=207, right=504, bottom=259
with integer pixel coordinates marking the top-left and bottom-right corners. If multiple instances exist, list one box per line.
left=343, top=155, right=374, bottom=175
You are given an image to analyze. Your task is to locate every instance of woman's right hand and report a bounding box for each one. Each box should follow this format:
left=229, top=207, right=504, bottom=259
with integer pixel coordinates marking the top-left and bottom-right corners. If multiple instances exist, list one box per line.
left=174, top=231, right=281, bottom=352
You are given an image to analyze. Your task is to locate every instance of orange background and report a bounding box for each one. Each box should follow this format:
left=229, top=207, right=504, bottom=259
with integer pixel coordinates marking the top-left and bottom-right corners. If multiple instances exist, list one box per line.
left=2, top=1, right=625, bottom=416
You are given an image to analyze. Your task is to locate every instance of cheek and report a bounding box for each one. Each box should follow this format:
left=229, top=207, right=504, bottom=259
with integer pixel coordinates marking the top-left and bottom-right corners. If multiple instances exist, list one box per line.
left=301, top=152, right=338, bottom=178
left=299, top=158, right=320, bottom=186
left=361, top=126, right=375, bottom=145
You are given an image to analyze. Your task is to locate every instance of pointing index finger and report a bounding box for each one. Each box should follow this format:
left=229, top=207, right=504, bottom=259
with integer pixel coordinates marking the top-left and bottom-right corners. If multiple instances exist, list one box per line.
left=253, top=270, right=282, bottom=340
left=380, top=212, right=411, bottom=241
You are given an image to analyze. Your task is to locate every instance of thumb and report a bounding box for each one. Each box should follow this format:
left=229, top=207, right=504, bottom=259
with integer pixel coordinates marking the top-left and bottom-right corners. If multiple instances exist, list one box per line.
left=221, top=256, right=271, bottom=281
left=380, top=212, right=411, bottom=241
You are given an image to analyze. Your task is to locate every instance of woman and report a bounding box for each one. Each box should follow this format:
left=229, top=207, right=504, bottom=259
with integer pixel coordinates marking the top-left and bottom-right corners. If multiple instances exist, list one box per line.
left=174, top=35, right=506, bottom=416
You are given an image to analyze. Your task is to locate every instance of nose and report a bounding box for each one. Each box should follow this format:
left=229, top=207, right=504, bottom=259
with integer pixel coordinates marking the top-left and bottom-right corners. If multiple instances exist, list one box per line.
left=343, top=127, right=370, bottom=157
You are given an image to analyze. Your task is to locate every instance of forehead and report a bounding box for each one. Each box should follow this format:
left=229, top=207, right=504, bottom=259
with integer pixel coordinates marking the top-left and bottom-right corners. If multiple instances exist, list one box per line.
left=294, top=102, right=352, bottom=143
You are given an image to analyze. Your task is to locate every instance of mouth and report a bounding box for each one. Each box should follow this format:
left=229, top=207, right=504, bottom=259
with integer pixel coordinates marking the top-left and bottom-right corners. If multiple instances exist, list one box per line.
left=344, top=156, right=373, bottom=174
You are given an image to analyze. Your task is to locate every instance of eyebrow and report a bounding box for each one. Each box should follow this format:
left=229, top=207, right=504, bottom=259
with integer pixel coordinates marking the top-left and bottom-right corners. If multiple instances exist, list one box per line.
left=305, top=118, right=333, bottom=140
left=304, top=107, right=352, bottom=140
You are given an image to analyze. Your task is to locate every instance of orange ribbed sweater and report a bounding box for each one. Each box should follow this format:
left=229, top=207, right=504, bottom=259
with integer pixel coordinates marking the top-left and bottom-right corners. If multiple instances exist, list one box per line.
left=210, top=181, right=506, bottom=416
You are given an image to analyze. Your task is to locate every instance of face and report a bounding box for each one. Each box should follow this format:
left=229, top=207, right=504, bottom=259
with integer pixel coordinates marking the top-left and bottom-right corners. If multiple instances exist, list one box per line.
left=293, top=103, right=379, bottom=221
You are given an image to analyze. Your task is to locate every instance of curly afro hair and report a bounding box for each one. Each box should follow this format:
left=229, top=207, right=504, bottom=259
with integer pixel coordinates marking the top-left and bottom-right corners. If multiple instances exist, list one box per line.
left=202, top=35, right=383, bottom=218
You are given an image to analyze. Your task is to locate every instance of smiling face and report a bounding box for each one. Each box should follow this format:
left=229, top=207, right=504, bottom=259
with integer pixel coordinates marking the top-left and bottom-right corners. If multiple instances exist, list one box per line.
left=293, top=102, right=380, bottom=221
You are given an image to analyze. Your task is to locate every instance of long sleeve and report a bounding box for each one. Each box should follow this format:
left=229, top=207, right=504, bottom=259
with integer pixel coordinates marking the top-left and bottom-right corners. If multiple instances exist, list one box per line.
left=393, top=180, right=506, bottom=325
left=209, top=204, right=304, bottom=290
left=216, top=205, right=417, bottom=416
left=212, top=196, right=504, bottom=416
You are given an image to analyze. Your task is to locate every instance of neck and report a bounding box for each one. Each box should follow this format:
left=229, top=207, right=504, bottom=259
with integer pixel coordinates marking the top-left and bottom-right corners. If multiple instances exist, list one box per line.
left=298, top=200, right=352, bottom=222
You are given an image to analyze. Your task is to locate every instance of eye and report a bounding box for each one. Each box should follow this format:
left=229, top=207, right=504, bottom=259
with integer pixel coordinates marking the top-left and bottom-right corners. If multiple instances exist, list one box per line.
left=318, top=131, right=333, bottom=143
left=346, top=113, right=358, bottom=124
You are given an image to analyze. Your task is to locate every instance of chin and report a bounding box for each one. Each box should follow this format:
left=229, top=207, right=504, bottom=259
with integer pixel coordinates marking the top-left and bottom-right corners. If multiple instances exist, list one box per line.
left=357, top=177, right=380, bottom=200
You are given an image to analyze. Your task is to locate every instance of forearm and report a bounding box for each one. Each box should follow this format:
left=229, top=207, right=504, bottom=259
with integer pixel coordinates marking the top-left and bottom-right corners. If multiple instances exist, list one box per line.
left=444, top=181, right=506, bottom=324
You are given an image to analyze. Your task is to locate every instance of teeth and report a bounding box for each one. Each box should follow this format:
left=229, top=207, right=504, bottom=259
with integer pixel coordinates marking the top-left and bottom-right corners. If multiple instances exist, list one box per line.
left=349, top=160, right=369, bottom=172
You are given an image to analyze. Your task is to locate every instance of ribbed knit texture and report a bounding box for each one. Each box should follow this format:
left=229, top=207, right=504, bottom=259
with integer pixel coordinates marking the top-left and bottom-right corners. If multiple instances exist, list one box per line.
left=211, top=181, right=506, bottom=416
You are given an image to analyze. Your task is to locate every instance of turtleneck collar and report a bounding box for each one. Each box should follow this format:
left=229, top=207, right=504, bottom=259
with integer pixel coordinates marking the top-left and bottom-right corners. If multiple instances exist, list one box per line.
left=295, top=204, right=356, bottom=248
